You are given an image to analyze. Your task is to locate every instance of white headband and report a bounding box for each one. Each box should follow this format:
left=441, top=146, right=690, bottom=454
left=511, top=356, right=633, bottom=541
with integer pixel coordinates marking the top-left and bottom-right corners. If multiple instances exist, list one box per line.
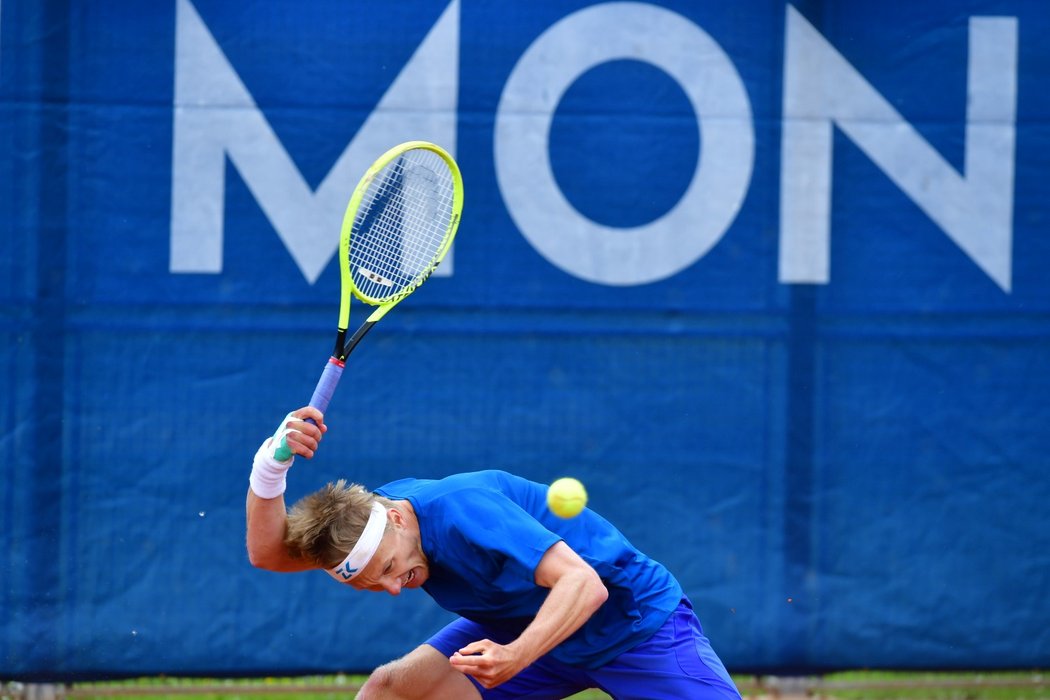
left=328, top=501, right=388, bottom=584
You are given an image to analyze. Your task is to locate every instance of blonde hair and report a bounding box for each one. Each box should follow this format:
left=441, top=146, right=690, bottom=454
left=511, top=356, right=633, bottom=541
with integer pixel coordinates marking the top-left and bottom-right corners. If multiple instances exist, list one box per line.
left=285, top=479, right=393, bottom=568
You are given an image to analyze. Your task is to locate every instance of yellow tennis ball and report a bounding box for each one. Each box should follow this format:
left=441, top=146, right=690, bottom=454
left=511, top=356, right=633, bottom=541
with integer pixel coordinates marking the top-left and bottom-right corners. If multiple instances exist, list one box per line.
left=547, top=477, right=588, bottom=519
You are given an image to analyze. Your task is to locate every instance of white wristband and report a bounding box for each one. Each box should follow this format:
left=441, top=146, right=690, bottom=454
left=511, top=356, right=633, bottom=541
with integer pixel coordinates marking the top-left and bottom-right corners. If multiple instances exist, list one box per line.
left=249, top=436, right=294, bottom=499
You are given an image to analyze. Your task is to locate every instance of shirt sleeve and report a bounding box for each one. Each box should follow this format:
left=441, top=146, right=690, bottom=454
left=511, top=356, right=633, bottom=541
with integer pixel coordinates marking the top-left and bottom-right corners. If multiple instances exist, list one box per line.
left=435, top=487, right=562, bottom=585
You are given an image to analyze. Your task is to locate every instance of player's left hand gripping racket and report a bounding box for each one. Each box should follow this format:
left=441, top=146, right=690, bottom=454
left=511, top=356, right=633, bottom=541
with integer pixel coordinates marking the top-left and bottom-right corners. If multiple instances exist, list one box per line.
left=274, top=141, right=463, bottom=460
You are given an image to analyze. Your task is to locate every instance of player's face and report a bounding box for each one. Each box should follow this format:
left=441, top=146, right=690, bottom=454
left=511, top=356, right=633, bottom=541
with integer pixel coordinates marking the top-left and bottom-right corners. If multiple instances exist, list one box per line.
left=349, top=523, right=428, bottom=595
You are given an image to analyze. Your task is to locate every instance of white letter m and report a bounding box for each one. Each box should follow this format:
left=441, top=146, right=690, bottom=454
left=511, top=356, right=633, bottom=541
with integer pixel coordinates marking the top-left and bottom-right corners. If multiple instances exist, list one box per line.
left=170, top=0, right=459, bottom=283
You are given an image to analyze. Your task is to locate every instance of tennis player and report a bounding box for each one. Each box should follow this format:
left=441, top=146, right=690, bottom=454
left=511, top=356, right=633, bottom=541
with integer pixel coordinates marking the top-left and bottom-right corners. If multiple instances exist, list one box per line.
left=246, top=407, right=740, bottom=700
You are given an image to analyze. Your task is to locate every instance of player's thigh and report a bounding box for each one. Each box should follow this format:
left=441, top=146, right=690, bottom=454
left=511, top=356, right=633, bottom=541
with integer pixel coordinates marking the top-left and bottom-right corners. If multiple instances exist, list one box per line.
left=356, top=643, right=480, bottom=700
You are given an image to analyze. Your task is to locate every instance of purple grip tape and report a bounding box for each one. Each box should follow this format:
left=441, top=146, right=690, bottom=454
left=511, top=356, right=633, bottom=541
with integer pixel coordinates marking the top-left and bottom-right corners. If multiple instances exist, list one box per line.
left=272, top=358, right=345, bottom=462
left=308, top=357, right=345, bottom=415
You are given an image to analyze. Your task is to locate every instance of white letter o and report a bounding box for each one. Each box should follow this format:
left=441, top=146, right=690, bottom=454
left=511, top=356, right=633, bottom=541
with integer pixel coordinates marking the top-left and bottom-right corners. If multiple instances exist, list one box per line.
left=495, top=2, right=754, bottom=285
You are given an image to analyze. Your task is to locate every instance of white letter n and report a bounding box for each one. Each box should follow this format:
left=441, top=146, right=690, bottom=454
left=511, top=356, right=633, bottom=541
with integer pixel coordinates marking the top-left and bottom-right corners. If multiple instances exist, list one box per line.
left=780, top=6, right=1017, bottom=292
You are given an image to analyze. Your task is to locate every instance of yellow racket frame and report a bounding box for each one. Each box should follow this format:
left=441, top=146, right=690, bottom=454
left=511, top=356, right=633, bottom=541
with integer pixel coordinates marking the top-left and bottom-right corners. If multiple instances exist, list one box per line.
left=336, top=140, right=464, bottom=336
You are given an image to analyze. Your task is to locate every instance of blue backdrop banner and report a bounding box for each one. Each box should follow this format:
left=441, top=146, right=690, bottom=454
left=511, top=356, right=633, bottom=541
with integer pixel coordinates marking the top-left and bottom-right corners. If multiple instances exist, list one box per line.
left=2, top=0, right=1048, bottom=679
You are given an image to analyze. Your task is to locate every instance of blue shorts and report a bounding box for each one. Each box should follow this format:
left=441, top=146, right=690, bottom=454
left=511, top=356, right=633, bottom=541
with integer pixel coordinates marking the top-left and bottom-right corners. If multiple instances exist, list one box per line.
left=425, top=598, right=740, bottom=700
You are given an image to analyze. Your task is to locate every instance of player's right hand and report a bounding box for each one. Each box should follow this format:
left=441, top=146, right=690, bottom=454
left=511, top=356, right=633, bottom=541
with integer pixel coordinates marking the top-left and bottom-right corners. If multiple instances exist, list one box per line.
left=281, top=406, right=326, bottom=459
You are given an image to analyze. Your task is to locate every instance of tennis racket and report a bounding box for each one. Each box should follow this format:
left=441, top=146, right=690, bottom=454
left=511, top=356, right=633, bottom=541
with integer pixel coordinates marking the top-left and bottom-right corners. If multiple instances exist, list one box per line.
left=274, top=141, right=463, bottom=460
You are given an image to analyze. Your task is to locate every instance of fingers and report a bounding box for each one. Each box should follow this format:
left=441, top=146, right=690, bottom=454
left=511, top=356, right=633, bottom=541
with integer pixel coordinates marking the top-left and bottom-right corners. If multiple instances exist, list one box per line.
left=456, top=640, right=488, bottom=657
left=285, top=407, right=326, bottom=459
left=292, top=406, right=327, bottom=432
left=449, top=640, right=518, bottom=689
left=449, top=641, right=487, bottom=672
left=284, top=431, right=318, bottom=459
left=449, top=652, right=480, bottom=669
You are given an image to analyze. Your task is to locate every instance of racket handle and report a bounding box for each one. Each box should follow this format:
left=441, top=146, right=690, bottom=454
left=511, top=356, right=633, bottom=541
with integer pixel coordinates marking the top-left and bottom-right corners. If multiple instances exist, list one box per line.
left=308, top=357, right=346, bottom=416
left=272, top=358, right=345, bottom=462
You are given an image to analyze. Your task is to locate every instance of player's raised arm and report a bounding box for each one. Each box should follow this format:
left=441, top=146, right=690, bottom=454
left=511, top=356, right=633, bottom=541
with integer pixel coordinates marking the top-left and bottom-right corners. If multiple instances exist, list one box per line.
left=271, top=142, right=462, bottom=463
left=245, top=407, right=326, bottom=572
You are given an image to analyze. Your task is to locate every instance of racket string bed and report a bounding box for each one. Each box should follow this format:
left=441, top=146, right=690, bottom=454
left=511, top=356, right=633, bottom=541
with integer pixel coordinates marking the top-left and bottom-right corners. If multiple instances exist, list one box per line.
left=351, top=150, right=455, bottom=301
left=358, top=155, right=453, bottom=287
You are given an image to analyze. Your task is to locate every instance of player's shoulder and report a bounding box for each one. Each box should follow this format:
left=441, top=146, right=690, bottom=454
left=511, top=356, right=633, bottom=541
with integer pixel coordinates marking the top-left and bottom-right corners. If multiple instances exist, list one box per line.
left=380, top=470, right=545, bottom=515
left=445, top=469, right=536, bottom=488
left=398, top=469, right=537, bottom=493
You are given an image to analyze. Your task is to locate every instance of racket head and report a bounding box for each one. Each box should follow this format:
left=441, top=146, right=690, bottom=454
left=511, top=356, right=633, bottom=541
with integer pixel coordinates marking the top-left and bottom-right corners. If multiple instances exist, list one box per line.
left=336, top=141, right=463, bottom=329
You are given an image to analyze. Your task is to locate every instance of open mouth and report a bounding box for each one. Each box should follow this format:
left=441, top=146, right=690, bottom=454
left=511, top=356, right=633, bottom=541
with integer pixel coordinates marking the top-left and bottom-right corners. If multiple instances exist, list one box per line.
left=404, top=569, right=415, bottom=586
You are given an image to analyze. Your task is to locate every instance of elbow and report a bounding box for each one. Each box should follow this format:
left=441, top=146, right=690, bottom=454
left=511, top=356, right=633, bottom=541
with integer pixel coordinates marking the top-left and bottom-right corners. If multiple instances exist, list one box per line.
left=246, top=538, right=308, bottom=573
left=246, top=546, right=268, bottom=570
left=585, top=569, right=609, bottom=613
left=246, top=541, right=281, bottom=571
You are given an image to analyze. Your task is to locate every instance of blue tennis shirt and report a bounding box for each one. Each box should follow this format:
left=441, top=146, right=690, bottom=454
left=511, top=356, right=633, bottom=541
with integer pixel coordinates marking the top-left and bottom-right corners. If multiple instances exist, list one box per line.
left=375, top=470, right=684, bottom=668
